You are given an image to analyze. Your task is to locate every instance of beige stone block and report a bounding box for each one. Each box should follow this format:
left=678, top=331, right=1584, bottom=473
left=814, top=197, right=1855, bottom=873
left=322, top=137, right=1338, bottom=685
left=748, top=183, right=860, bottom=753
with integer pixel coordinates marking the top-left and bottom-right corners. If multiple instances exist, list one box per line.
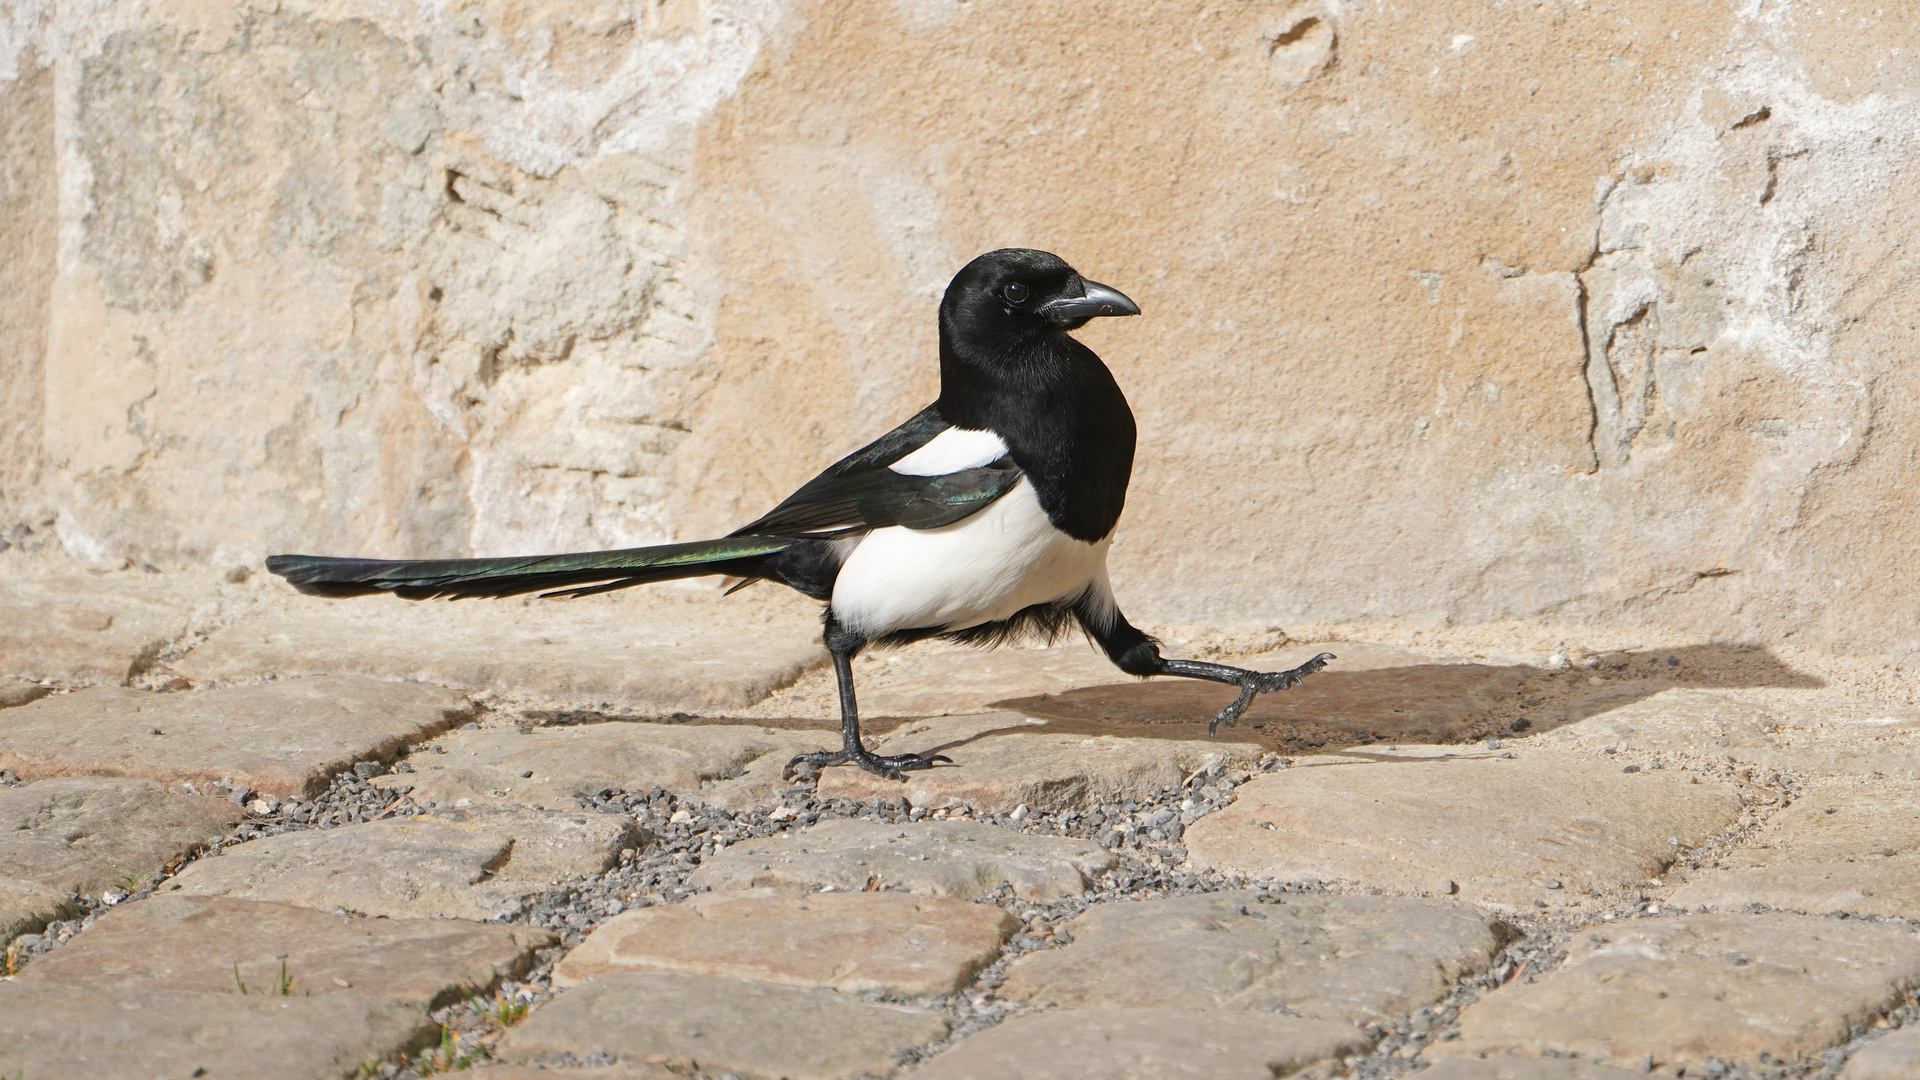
left=759, top=640, right=1543, bottom=759
left=163, top=819, right=507, bottom=921
left=1001, top=890, right=1502, bottom=1025
left=0, top=576, right=199, bottom=685
left=554, top=887, right=1016, bottom=995
left=1432, top=914, right=1920, bottom=1072
left=910, top=1007, right=1371, bottom=1080
left=0, top=678, right=49, bottom=709
left=0, top=58, right=55, bottom=557
left=702, top=726, right=842, bottom=810
left=373, top=720, right=832, bottom=811
left=19, top=895, right=554, bottom=1009
left=0, top=984, right=434, bottom=1079
left=1186, top=746, right=1741, bottom=909
left=1000, top=644, right=1532, bottom=752
left=817, top=713, right=1265, bottom=815
left=0, top=874, right=78, bottom=945
left=163, top=806, right=639, bottom=920
left=1415, top=1060, right=1653, bottom=1080
left=499, top=971, right=950, bottom=1079
left=181, top=591, right=827, bottom=714
left=1841, top=1027, right=1920, bottom=1080
left=480, top=1060, right=683, bottom=1068
left=1670, top=785, right=1920, bottom=919
left=0, top=676, right=472, bottom=797
left=687, top=818, right=1115, bottom=900
left=0, top=777, right=240, bottom=898
left=428, top=804, right=649, bottom=888
left=1534, top=687, right=1920, bottom=782
left=844, top=641, right=1152, bottom=718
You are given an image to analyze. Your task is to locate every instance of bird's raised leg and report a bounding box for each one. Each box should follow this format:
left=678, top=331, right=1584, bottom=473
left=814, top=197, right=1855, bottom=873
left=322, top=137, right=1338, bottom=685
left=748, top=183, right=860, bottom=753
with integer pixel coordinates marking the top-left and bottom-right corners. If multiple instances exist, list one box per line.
left=783, top=619, right=952, bottom=781
left=1154, top=654, right=1337, bottom=735
left=1078, top=601, right=1335, bottom=736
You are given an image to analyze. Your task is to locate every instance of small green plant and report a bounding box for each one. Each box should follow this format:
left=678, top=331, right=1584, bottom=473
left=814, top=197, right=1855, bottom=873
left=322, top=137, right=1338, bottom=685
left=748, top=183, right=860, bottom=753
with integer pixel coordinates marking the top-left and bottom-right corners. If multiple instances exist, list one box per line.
left=231, top=959, right=296, bottom=996
left=481, top=991, right=528, bottom=1027
left=113, top=869, right=149, bottom=893
left=414, top=1024, right=473, bottom=1074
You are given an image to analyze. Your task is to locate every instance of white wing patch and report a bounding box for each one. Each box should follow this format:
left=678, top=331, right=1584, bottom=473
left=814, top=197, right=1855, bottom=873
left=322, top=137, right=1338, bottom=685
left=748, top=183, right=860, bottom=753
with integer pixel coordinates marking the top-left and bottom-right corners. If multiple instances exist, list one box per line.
left=888, top=426, right=1010, bottom=476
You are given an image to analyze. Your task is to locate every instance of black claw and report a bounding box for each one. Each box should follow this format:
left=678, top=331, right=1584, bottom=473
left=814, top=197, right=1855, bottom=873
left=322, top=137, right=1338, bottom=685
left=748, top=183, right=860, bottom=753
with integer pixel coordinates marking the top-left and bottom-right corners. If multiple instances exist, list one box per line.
left=783, top=749, right=848, bottom=781
left=783, top=748, right=951, bottom=781
left=1207, top=652, right=1337, bottom=738
left=1208, top=683, right=1261, bottom=737
left=859, top=750, right=952, bottom=780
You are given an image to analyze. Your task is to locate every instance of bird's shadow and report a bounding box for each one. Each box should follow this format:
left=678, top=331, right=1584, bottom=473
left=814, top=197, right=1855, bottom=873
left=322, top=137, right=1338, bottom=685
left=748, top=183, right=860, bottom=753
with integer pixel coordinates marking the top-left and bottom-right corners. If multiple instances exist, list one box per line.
left=982, top=642, right=1822, bottom=756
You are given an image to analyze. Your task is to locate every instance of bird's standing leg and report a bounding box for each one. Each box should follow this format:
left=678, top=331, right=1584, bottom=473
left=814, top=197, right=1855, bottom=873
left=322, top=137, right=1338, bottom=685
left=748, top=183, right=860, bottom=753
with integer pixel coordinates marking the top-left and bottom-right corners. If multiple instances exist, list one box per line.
left=1078, top=601, right=1335, bottom=736
left=783, top=618, right=953, bottom=781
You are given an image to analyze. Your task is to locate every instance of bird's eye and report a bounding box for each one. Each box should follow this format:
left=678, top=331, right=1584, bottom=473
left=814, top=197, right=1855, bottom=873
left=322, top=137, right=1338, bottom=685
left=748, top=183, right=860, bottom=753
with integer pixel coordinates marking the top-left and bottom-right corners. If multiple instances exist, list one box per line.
left=1002, top=282, right=1030, bottom=305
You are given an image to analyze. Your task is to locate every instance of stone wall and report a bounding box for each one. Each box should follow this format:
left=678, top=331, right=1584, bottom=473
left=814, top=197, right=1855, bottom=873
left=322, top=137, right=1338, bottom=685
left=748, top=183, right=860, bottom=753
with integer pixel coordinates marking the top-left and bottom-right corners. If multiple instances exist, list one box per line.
left=2, top=1, right=1916, bottom=658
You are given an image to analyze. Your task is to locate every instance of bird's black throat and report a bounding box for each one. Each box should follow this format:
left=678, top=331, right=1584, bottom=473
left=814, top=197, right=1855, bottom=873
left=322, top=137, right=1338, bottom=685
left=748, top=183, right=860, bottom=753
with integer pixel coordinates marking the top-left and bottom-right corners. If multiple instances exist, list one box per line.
left=934, top=327, right=1136, bottom=543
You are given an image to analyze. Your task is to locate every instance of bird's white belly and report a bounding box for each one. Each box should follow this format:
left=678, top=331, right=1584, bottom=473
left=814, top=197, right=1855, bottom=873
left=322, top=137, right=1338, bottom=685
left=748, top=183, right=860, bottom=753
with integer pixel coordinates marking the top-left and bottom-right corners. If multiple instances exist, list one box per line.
left=831, top=480, right=1111, bottom=637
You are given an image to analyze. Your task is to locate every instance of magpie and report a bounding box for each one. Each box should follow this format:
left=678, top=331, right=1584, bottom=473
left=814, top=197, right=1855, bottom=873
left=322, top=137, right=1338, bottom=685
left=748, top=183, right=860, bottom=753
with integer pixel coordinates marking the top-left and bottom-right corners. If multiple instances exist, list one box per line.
left=267, top=249, right=1334, bottom=779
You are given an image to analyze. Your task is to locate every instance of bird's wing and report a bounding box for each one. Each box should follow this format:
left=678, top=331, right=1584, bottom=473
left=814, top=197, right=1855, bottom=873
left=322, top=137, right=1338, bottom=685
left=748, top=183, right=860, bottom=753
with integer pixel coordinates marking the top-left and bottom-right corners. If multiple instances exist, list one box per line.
left=731, top=404, right=1025, bottom=537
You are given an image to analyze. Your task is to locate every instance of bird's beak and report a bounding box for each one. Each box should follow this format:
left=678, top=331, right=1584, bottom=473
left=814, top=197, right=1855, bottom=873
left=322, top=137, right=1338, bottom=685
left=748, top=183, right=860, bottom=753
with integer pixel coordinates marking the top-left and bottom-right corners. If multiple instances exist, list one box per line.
left=1041, top=278, right=1142, bottom=325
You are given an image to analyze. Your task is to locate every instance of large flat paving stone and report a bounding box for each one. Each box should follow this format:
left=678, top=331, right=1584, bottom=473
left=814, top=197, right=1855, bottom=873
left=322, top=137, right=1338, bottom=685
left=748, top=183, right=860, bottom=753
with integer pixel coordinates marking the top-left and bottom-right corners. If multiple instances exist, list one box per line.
left=817, top=713, right=1266, bottom=815
left=554, top=887, right=1017, bottom=995
left=480, top=1060, right=683, bottom=1068
left=1416, top=1061, right=1651, bottom=1080
left=0, top=677, right=49, bottom=708
left=182, top=586, right=828, bottom=713
left=1431, top=913, right=1920, bottom=1072
left=424, top=803, right=650, bottom=886
left=1534, top=686, right=1920, bottom=781
left=498, top=970, right=950, bottom=1079
left=163, top=806, right=641, bottom=919
left=1001, top=890, right=1503, bottom=1025
left=1842, top=1027, right=1920, bottom=1080
left=686, top=818, right=1116, bottom=900
left=1670, top=785, right=1920, bottom=919
left=371, top=720, right=831, bottom=812
left=0, top=574, right=205, bottom=685
left=999, top=643, right=1534, bottom=753
left=1186, top=746, right=1741, bottom=909
left=0, top=875, right=78, bottom=944
left=20, top=895, right=555, bottom=1009
left=910, top=1006, right=1370, bottom=1080
left=0, top=676, right=472, bottom=797
left=0, top=984, right=433, bottom=1079
left=829, top=641, right=1151, bottom=718
left=0, top=777, right=240, bottom=898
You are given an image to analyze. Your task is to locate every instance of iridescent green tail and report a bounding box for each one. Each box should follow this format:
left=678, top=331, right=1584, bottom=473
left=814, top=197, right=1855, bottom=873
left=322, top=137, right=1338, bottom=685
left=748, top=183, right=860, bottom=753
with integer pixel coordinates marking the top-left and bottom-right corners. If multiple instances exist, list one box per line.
left=264, top=536, right=793, bottom=601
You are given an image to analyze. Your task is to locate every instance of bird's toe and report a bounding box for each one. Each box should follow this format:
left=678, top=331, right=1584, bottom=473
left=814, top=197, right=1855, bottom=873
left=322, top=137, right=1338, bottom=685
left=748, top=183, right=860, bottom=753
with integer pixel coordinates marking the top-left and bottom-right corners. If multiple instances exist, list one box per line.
left=783, top=749, right=850, bottom=780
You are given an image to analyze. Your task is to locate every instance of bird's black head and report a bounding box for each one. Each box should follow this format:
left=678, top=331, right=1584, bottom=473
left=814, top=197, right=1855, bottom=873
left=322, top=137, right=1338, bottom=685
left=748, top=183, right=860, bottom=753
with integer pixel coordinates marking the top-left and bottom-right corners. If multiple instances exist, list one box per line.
left=938, top=249, right=1141, bottom=348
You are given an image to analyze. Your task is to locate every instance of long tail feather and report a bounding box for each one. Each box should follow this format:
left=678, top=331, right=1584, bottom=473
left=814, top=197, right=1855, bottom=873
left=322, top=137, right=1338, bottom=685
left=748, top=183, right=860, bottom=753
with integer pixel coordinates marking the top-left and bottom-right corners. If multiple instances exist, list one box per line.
left=264, top=536, right=793, bottom=601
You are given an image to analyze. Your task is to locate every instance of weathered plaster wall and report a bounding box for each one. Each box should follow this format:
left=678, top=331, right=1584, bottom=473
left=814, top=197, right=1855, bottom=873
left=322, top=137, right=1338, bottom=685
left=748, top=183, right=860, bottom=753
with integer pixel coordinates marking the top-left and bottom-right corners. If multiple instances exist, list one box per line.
left=2, top=1, right=1917, bottom=657
left=0, top=49, right=56, bottom=544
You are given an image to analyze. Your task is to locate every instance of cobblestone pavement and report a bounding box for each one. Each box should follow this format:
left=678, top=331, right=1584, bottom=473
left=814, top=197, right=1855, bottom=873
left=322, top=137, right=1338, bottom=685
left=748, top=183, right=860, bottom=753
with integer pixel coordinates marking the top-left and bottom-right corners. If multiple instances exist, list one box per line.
left=3, top=573, right=1920, bottom=1079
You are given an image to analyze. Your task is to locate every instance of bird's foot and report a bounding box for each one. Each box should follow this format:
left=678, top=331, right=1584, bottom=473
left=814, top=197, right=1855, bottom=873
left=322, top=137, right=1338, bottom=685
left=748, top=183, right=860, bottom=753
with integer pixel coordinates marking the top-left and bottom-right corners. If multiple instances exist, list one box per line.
left=783, top=747, right=953, bottom=782
left=1208, top=652, right=1337, bottom=737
